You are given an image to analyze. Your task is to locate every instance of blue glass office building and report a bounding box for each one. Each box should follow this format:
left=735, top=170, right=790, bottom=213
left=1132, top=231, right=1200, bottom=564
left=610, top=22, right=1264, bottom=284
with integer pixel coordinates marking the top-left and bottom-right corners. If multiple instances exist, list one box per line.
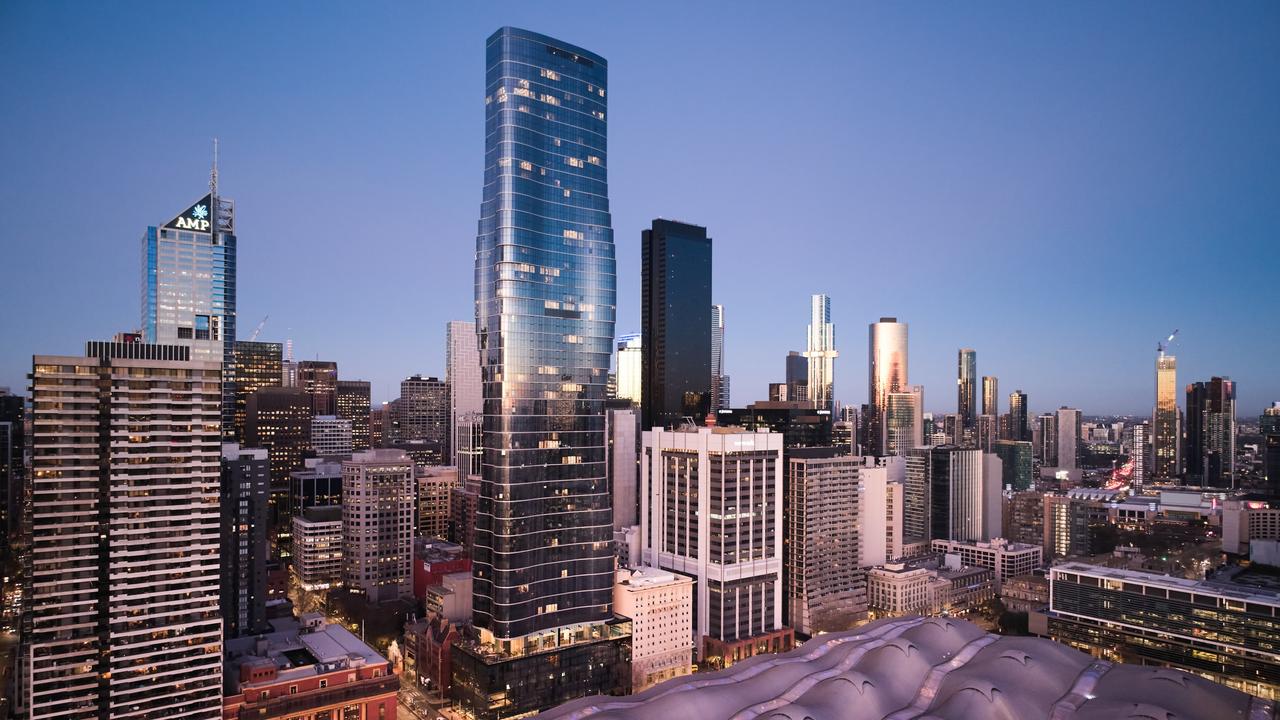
left=142, top=191, right=237, bottom=436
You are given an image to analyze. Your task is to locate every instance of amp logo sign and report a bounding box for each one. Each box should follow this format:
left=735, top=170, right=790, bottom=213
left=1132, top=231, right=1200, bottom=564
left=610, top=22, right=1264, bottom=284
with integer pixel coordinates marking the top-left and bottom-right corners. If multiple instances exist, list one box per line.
left=164, top=193, right=215, bottom=234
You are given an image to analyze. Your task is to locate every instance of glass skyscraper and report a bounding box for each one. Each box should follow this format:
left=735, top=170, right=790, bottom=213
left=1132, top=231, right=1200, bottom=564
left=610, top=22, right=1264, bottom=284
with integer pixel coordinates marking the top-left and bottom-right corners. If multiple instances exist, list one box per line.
left=957, top=348, right=977, bottom=428
left=472, top=27, right=617, bottom=641
left=142, top=188, right=236, bottom=436
left=804, top=294, right=837, bottom=412
left=1153, top=354, right=1180, bottom=478
left=641, top=218, right=712, bottom=430
left=868, top=317, right=908, bottom=456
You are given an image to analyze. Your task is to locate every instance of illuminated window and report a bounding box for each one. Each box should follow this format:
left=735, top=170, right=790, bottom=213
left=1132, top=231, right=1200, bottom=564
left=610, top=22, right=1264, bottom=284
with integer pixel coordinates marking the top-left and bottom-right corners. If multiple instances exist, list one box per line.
left=520, top=160, right=533, bottom=172
left=565, top=157, right=584, bottom=168
left=540, top=68, right=560, bottom=81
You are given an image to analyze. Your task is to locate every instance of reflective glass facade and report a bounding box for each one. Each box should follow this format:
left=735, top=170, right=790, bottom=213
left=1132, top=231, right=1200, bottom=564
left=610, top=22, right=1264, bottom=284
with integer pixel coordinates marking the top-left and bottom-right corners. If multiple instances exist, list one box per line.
left=957, top=348, right=977, bottom=428
left=641, top=219, right=712, bottom=430
left=867, top=318, right=908, bottom=456
left=473, top=27, right=616, bottom=640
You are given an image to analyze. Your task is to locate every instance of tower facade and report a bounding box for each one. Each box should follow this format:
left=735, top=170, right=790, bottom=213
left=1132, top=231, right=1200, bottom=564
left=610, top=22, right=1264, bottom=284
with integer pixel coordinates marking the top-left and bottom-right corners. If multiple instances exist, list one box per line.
left=1185, top=377, right=1236, bottom=488
left=957, top=348, right=977, bottom=428
left=615, top=333, right=643, bottom=404
left=447, top=320, right=483, bottom=468
left=1008, top=389, right=1029, bottom=442
left=232, top=340, right=282, bottom=443
left=336, top=379, right=372, bottom=451
left=868, top=318, right=908, bottom=456
left=804, top=294, right=838, bottom=412
left=711, top=304, right=729, bottom=412
left=982, top=376, right=999, bottom=418
left=1153, top=354, right=1180, bottom=478
left=642, top=219, right=712, bottom=429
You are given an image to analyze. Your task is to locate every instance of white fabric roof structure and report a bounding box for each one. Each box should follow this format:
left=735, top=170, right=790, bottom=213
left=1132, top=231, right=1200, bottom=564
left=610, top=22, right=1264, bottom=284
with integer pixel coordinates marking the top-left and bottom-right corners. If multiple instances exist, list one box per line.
left=537, top=616, right=1275, bottom=720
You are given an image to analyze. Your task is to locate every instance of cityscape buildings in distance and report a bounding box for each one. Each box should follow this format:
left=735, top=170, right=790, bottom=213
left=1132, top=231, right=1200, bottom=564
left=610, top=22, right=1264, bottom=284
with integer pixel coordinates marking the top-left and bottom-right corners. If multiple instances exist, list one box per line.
left=3, top=16, right=1278, bottom=720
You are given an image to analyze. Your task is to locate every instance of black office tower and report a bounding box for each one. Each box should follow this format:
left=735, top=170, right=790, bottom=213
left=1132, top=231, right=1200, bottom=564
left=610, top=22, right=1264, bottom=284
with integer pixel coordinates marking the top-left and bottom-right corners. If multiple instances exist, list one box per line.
left=641, top=218, right=713, bottom=431
left=220, top=445, right=270, bottom=637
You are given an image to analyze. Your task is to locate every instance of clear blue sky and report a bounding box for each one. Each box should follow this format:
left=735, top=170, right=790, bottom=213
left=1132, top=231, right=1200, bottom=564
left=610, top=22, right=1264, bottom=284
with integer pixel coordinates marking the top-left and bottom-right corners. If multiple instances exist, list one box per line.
left=2, top=2, right=1277, bottom=417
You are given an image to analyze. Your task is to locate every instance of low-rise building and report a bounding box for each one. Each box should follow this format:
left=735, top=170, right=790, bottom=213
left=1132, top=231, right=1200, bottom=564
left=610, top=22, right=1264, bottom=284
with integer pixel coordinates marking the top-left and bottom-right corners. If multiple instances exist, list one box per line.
left=1001, top=573, right=1049, bottom=612
left=867, top=564, right=951, bottom=616
left=930, top=538, right=1042, bottom=591
left=411, top=539, right=470, bottom=604
left=222, top=614, right=398, bottom=720
left=404, top=614, right=459, bottom=702
left=613, top=568, right=694, bottom=692
left=425, top=571, right=473, bottom=625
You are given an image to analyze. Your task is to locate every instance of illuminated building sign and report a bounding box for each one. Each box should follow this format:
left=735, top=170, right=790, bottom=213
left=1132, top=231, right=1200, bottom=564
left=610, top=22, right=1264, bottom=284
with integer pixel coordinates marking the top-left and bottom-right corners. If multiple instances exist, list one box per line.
left=164, top=193, right=214, bottom=233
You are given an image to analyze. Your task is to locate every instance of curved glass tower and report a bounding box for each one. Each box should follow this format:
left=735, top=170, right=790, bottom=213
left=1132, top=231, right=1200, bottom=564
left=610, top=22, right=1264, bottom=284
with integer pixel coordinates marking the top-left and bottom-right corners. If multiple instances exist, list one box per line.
left=868, top=317, right=908, bottom=456
left=473, top=27, right=616, bottom=640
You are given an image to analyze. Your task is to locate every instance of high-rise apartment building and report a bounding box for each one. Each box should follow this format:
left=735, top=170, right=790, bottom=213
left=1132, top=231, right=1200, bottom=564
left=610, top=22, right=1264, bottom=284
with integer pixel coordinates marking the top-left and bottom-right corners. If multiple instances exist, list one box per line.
left=1036, top=413, right=1058, bottom=465
left=1264, top=403, right=1280, bottom=496
left=232, top=340, right=282, bottom=443
left=1128, top=421, right=1148, bottom=487
left=418, top=465, right=461, bottom=541
left=310, top=415, right=353, bottom=456
left=640, top=427, right=789, bottom=663
left=1153, top=354, right=1180, bottom=478
left=904, top=445, right=1001, bottom=544
left=397, top=374, right=449, bottom=450
left=293, top=505, right=344, bottom=590
left=0, top=389, right=24, bottom=556
left=142, top=186, right=237, bottom=436
left=957, top=348, right=977, bottom=428
left=804, top=294, right=838, bottom=412
left=336, top=379, right=372, bottom=451
left=26, top=341, right=223, bottom=719
left=298, top=360, right=338, bottom=416
left=1185, top=376, right=1236, bottom=487
left=994, top=440, right=1034, bottom=490
left=884, top=386, right=923, bottom=456
left=221, top=444, right=270, bottom=638
left=455, top=28, right=631, bottom=720
left=1008, top=389, right=1029, bottom=442
left=981, top=375, right=998, bottom=418
left=975, top=414, right=998, bottom=453
left=615, top=333, right=643, bottom=404
left=642, top=219, right=712, bottom=429
left=1056, top=407, right=1082, bottom=470
left=447, top=320, right=483, bottom=468
left=342, top=449, right=414, bottom=602
left=785, top=350, right=807, bottom=403
left=711, top=304, right=729, bottom=412
left=868, top=317, right=908, bottom=456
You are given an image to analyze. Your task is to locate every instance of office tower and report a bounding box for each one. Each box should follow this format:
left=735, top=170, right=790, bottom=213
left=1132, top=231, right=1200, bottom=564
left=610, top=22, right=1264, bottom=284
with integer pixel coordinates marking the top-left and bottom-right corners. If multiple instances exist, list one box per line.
left=642, top=219, right=713, bottom=429
left=711, top=304, right=730, bottom=412
left=447, top=320, right=483, bottom=467
left=221, top=444, right=270, bottom=638
left=418, top=465, right=461, bottom=541
left=640, top=427, right=791, bottom=664
left=141, top=182, right=237, bottom=436
left=1128, top=421, right=1148, bottom=487
left=785, top=350, right=808, bottom=403
left=975, top=414, right=998, bottom=452
left=785, top=450, right=900, bottom=636
left=883, top=386, right=923, bottom=456
left=993, top=440, right=1034, bottom=490
left=1043, top=493, right=1111, bottom=558
left=804, top=294, right=838, bottom=412
left=398, top=374, right=449, bottom=451
left=768, top=382, right=786, bottom=402
left=245, top=386, right=313, bottom=485
left=1153, top=354, right=1180, bottom=478
left=903, top=445, right=1001, bottom=544
left=454, top=411, right=482, bottom=477
left=342, top=449, right=414, bottom=602
left=957, top=348, right=977, bottom=427
left=26, top=340, right=222, bottom=719
left=298, top=360, right=338, bottom=416
left=607, top=404, right=638, bottom=530
left=1264, top=403, right=1280, bottom=496
left=1185, top=376, right=1237, bottom=487
left=715, top=401, right=835, bottom=450
left=1003, top=490, right=1045, bottom=546
left=615, top=333, right=643, bottom=404
left=281, top=359, right=298, bottom=388
left=941, top=412, right=964, bottom=446
left=868, top=317, right=908, bottom=456
left=291, top=458, right=343, bottom=513
left=1008, top=389, right=1028, bottom=441
left=337, top=379, right=372, bottom=451
left=1045, top=563, right=1280, bottom=698
left=1036, top=413, right=1058, bottom=465
left=981, top=376, right=998, bottom=418
left=455, top=28, right=630, bottom=720
left=293, top=505, right=344, bottom=590
left=612, top=568, right=694, bottom=692
left=0, top=389, right=23, bottom=554
left=232, top=340, right=283, bottom=443
left=370, top=403, right=386, bottom=448
left=1056, top=407, right=1082, bottom=470
left=310, top=415, right=353, bottom=456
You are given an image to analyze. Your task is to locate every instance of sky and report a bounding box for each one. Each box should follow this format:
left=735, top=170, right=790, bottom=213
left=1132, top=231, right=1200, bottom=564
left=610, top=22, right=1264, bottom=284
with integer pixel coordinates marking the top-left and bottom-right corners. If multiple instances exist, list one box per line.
left=1, top=1, right=1278, bottom=417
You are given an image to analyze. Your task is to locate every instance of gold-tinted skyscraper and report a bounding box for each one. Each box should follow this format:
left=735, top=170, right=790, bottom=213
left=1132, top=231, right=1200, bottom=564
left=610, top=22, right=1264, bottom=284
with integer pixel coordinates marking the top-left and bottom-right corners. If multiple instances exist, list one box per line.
left=868, top=317, right=908, bottom=456
left=1153, top=354, right=1180, bottom=478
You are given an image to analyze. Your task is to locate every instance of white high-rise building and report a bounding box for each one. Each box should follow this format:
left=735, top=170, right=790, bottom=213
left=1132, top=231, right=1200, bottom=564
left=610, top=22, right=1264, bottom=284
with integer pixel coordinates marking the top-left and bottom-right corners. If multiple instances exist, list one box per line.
left=615, top=333, right=643, bottom=404
left=640, top=426, right=784, bottom=659
left=26, top=340, right=224, bottom=720
left=613, top=568, right=694, bottom=693
left=804, top=294, right=838, bottom=411
left=711, top=305, right=729, bottom=412
left=447, top=320, right=483, bottom=469
left=342, top=449, right=415, bottom=602
left=310, top=415, right=353, bottom=456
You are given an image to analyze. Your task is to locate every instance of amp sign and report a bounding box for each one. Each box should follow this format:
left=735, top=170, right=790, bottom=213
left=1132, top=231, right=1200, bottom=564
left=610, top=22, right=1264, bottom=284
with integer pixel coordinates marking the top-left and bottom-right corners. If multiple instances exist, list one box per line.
left=164, top=193, right=214, bottom=234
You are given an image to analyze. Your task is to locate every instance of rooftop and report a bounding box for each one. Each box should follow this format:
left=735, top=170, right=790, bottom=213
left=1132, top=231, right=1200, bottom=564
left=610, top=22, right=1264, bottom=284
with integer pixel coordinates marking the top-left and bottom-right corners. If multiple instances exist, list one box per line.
left=1053, top=562, right=1280, bottom=606
left=536, top=616, right=1273, bottom=720
left=224, top=615, right=388, bottom=692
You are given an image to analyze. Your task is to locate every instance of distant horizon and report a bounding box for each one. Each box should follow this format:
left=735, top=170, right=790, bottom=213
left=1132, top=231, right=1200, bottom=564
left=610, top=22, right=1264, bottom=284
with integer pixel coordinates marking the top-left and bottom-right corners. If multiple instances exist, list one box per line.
left=2, top=2, right=1277, bottom=417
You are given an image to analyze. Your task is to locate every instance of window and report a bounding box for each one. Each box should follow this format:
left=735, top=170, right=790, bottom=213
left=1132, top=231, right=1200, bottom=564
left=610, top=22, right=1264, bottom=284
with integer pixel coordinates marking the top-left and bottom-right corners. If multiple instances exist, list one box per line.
left=289, top=685, right=298, bottom=695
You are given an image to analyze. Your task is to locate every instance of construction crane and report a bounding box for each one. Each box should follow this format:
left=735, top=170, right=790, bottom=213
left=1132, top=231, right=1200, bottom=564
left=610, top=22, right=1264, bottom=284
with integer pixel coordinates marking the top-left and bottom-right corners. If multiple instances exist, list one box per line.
left=1157, top=329, right=1179, bottom=355
left=249, top=314, right=269, bottom=342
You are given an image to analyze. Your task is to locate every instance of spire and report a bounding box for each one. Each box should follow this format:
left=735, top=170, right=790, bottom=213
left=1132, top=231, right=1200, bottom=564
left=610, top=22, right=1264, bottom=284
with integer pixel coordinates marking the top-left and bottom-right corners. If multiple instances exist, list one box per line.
left=210, top=137, right=219, bottom=195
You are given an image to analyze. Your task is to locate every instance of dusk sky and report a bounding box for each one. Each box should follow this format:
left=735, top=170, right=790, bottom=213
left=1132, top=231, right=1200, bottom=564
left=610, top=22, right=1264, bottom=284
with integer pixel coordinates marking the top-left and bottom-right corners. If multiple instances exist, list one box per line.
left=2, top=2, right=1277, bottom=416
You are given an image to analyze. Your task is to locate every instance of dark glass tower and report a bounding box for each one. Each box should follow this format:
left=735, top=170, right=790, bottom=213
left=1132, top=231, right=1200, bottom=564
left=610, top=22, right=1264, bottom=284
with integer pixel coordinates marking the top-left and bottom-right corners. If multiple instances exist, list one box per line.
left=1185, top=376, right=1236, bottom=487
left=641, top=219, right=713, bottom=430
left=472, top=27, right=617, bottom=641
left=957, top=348, right=977, bottom=428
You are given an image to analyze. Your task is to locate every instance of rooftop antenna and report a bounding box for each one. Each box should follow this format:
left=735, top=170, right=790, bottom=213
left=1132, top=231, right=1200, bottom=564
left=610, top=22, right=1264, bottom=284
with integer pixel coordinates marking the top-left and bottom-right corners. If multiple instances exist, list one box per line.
left=210, top=137, right=219, bottom=195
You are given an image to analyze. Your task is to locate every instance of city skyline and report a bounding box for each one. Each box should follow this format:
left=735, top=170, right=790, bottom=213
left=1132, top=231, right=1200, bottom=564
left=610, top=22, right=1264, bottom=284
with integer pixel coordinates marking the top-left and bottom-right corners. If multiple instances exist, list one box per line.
left=2, top=3, right=1279, bottom=416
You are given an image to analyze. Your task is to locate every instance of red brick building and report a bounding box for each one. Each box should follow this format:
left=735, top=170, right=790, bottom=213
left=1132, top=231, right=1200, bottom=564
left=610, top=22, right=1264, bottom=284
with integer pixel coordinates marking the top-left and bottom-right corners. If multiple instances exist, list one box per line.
left=223, top=614, right=399, bottom=720
left=411, top=540, right=470, bottom=603
left=403, top=614, right=459, bottom=702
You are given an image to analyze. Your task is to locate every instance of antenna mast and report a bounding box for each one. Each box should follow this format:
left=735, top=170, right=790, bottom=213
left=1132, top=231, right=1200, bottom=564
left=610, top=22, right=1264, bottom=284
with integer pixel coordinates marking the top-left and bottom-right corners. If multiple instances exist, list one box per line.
left=210, top=137, right=219, bottom=195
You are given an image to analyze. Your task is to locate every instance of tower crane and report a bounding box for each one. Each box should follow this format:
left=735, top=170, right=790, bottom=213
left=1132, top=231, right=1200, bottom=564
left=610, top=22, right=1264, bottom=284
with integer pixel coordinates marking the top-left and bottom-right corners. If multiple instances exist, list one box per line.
left=249, top=314, right=269, bottom=342
left=1157, top=329, right=1179, bottom=355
